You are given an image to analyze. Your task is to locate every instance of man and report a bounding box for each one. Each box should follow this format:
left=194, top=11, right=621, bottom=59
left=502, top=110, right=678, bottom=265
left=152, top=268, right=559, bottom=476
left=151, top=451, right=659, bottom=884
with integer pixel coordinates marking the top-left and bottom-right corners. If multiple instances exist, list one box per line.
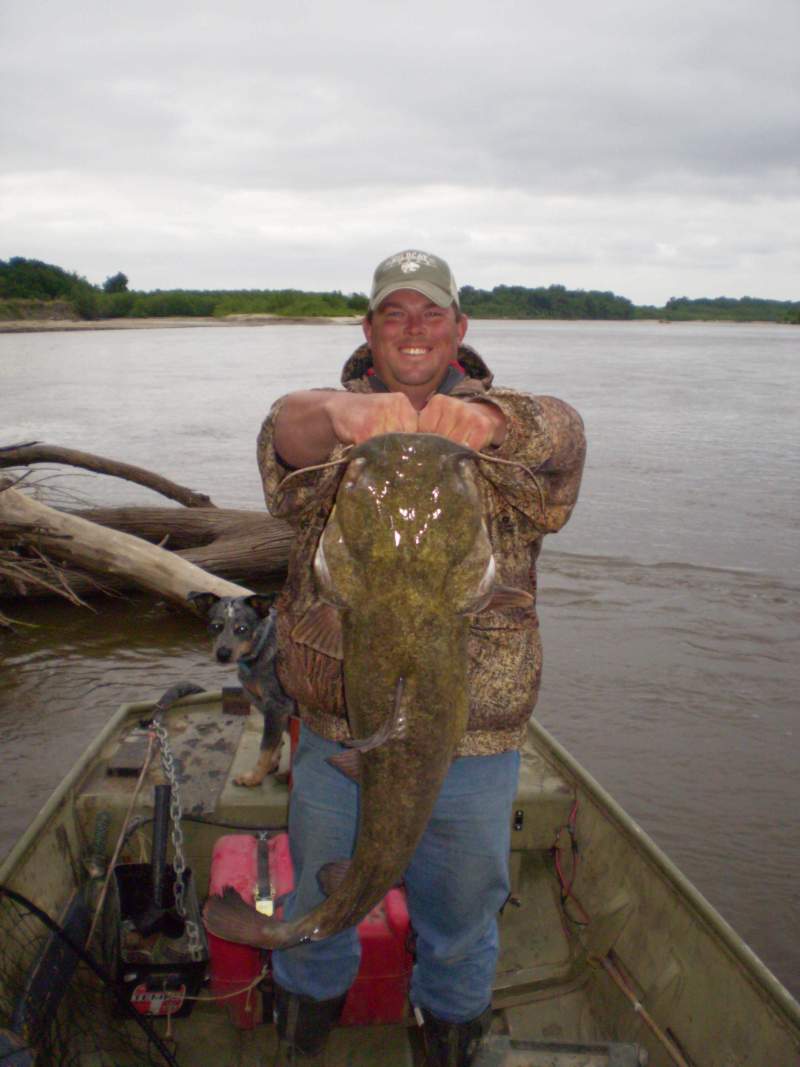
left=257, top=250, right=585, bottom=1065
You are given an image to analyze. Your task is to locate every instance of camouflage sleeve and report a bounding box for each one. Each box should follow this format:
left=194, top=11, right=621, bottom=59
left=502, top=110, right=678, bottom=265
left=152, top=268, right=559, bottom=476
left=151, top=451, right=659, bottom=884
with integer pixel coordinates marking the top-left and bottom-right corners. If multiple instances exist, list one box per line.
left=469, top=389, right=586, bottom=534
left=256, top=392, right=348, bottom=523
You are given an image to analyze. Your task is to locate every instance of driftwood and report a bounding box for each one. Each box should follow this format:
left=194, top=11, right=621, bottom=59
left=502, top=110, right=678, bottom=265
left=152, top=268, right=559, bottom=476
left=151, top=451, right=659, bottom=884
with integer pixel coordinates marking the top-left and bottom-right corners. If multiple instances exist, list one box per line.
left=0, top=442, right=214, bottom=508
left=0, top=513, right=293, bottom=602
left=0, top=483, right=253, bottom=605
left=76, top=506, right=279, bottom=547
left=77, top=507, right=293, bottom=578
left=0, top=443, right=296, bottom=612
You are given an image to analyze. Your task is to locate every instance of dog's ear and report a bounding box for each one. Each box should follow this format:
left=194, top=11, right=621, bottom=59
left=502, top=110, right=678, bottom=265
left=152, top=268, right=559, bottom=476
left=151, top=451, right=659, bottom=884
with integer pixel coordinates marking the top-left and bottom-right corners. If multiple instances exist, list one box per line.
left=244, top=594, right=274, bottom=619
left=187, top=591, right=221, bottom=617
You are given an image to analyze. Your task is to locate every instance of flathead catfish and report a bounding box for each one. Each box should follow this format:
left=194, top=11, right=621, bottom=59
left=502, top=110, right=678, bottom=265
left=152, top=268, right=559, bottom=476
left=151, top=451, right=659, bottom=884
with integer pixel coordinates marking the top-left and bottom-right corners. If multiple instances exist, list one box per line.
left=203, top=433, right=532, bottom=950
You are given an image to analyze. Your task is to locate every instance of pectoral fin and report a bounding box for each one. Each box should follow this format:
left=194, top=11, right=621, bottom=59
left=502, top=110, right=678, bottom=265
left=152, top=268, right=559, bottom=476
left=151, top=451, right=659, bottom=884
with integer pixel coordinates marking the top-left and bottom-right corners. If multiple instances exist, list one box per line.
left=460, top=583, right=534, bottom=616
left=483, top=585, right=534, bottom=613
left=291, top=602, right=344, bottom=660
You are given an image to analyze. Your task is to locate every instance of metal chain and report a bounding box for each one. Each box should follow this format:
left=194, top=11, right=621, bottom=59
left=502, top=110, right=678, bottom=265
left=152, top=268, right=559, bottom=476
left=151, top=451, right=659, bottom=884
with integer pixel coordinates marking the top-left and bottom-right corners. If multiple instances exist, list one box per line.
left=151, top=712, right=204, bottom=962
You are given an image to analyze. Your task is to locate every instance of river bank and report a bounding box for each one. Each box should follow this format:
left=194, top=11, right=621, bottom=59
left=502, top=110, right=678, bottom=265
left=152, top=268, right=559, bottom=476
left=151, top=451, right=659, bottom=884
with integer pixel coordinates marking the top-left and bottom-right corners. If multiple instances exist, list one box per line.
left=0, top=313, right=363, bottom=333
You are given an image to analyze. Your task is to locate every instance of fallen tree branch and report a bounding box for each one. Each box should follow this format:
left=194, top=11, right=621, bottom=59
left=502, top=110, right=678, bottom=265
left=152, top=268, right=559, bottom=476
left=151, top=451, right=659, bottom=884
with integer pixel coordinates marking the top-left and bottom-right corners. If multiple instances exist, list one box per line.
left=74, top=506, right=285, bottom=549
left=0, top=481, right=250, bottom=606
left=0, top=442, right=215, bottom=508
left=1, top=506, right=293, bottom=601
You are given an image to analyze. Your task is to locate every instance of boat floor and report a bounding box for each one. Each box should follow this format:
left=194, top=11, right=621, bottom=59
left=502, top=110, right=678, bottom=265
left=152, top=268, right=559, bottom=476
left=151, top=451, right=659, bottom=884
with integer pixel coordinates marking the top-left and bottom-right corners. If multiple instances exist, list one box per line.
left=161, top=981, right=641, bottom=1066
left=150, top=851, right=614, bottom=1066
left=71, top=698, right=644, bottom=1065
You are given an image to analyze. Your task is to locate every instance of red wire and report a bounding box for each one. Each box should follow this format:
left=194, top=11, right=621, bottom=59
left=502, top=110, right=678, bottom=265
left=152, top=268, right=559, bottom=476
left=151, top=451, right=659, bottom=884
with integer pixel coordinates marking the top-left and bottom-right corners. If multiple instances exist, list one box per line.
left=552, top=800, right=591, bottom=926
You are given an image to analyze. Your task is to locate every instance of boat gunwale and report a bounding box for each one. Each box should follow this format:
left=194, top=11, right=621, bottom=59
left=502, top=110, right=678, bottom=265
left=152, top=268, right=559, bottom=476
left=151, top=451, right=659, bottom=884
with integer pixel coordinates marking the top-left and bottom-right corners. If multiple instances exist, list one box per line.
left=528, top=717, right=800, bottom=1031
left=0, top=690, right=219, bottom=886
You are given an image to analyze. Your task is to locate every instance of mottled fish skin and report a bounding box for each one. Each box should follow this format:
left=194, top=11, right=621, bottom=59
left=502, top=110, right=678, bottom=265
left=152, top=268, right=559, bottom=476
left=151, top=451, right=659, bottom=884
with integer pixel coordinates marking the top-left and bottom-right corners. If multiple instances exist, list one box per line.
left=203, top=434, right=503, bottom=950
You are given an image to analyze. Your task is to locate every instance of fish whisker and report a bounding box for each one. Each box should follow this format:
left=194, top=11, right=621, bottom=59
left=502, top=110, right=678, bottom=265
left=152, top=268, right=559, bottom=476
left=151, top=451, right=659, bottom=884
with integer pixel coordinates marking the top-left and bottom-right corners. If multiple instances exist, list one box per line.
left=277, top=448, right=354, bottom=493
left=475, top=453, right=546, bottom=513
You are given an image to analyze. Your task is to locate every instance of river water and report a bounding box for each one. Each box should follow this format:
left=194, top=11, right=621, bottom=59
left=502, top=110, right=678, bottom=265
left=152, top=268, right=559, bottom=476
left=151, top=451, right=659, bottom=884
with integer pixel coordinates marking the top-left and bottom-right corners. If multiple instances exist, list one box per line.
left=1, top=320, right=798, bottom=996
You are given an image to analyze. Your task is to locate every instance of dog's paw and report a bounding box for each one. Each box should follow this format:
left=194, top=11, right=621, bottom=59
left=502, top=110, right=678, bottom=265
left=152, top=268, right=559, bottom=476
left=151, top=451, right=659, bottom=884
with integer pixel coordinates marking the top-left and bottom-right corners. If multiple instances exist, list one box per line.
left=233, top=770, right=265, bottom=788
left=233, top=743, right=283, bottom=787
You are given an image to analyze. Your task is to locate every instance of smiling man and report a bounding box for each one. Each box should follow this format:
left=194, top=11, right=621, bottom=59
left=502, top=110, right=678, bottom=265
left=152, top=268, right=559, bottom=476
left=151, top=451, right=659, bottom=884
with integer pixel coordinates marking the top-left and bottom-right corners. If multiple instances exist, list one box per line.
left=256, top=250, right=586, bottom=1066
left=272, top=251, right=507, bottom=466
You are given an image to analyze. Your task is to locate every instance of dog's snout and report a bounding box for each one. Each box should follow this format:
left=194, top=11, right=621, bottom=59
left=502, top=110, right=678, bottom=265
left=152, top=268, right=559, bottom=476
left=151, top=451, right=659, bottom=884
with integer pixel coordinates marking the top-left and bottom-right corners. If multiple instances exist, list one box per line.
left=216, top=647, right=233, bottom=663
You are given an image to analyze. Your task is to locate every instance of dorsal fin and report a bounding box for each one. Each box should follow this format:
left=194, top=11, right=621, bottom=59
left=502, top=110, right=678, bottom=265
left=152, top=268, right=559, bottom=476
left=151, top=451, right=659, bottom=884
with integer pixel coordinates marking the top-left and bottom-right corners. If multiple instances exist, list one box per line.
left=344, top=678, right=407, bottom=752
left=327, top=749, right=361, bottom=782
left=317, top=860, right=352, bottom=897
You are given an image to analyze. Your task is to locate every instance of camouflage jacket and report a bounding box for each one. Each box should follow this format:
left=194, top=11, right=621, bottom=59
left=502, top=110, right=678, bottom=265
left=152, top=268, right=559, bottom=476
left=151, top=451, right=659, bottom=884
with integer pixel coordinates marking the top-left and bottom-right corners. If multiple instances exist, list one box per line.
left=257, top=343, right=585, bottom=756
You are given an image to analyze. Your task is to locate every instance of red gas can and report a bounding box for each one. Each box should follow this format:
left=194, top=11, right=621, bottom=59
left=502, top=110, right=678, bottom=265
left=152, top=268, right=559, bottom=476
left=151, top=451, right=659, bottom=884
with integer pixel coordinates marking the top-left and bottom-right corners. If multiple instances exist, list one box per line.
left=207, top=833, right=292, bottom=1028
left=207, top=833, right=413, bottom=1029
left=340, top=886, right=412, bottom=1025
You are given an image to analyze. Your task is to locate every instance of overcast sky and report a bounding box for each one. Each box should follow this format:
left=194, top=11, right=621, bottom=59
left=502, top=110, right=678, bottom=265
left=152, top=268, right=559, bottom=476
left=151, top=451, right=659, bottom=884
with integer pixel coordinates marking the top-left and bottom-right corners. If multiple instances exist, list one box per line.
left=1, top=0, right=798, bottom=305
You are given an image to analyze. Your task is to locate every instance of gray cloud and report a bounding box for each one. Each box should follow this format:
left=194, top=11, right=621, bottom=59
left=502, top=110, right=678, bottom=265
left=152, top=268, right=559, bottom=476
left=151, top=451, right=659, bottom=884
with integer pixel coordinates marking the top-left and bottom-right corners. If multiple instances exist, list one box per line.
left=1, top=0, right=798, bottom=303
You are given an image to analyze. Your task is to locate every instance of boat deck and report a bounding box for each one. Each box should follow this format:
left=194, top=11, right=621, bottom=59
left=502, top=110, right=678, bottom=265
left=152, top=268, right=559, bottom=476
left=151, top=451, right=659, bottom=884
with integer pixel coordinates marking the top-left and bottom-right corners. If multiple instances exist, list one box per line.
left=72, top=694, right=641, bottom=1065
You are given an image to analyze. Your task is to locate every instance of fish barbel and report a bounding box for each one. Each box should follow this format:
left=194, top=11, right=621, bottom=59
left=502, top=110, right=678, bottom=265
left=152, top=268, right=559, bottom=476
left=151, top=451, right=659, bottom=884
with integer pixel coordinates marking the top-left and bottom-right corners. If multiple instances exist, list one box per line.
left=203, top=433, right=531, bottom=949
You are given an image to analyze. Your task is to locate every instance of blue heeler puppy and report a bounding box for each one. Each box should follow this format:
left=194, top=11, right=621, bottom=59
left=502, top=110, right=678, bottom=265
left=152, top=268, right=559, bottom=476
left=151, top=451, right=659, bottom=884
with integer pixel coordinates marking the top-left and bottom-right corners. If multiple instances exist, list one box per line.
left=188, top=593, right=295, bottom=785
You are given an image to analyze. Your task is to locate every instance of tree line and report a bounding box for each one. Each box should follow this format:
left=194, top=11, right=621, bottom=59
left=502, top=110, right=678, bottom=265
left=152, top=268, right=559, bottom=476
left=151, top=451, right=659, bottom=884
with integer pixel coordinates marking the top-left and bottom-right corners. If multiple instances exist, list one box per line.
left=0, top=258, right=368, bottom=321
left=459, top=284, right=635, bottom=319
left=658, top=295, right=800, bottom=323
left=1, top=257, right=797, bottom=324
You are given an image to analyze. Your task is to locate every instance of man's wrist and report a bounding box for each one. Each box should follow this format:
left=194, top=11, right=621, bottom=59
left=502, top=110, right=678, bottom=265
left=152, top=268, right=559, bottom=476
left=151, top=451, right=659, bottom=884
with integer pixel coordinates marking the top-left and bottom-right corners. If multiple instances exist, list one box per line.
left=466, top=397, right=507, bottom=447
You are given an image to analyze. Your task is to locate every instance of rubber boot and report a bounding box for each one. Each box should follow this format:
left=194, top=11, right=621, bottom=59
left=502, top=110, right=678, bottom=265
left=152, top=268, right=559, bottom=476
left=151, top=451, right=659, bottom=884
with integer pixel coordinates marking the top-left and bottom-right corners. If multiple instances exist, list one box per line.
left=272, top=983, right=348, bottom=1066
left=418, top=1005, right=493, bottom=1067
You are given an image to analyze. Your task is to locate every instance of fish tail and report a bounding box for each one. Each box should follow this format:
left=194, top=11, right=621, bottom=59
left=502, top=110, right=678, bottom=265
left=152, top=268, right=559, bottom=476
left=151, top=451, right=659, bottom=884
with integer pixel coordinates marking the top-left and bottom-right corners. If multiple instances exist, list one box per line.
left=203, top=886, right=314, bottom=950
left=203, top=886, right=272, bottom=947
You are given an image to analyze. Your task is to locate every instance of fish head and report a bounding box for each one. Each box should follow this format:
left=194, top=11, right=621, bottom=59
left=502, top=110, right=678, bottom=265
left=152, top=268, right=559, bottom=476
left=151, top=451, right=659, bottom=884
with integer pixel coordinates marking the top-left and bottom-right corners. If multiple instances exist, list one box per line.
left=314, top=433, right=495, bottom=613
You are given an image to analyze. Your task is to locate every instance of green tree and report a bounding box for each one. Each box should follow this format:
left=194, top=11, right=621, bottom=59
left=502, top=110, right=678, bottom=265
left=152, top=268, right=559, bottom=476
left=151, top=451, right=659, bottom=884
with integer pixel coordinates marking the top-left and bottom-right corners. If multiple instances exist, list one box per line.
left=103, top=271, right=129, bottom=293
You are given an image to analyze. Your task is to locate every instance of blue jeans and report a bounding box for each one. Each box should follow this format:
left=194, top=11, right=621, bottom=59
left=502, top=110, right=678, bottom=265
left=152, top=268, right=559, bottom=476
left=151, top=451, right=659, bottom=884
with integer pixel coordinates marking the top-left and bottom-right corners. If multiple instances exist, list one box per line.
left=272, top=724, right=520, bottom=1023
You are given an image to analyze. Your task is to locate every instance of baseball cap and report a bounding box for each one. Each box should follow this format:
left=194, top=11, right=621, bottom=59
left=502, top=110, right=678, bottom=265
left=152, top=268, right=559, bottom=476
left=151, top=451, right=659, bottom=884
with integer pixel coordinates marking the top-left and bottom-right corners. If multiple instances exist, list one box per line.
left=369, top=250, right=460, bottom=311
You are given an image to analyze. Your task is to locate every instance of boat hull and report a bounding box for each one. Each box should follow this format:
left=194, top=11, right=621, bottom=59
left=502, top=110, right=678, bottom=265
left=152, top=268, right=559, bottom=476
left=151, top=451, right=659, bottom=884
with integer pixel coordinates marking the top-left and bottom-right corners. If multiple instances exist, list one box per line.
left=0, top=691, right=797, bottom=1066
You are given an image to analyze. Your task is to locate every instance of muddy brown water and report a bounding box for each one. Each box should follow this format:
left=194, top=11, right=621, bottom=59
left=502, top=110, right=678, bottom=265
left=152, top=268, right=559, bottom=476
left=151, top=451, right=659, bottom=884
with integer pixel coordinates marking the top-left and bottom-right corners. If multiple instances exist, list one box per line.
left=1, top=320, right=798, bottom=996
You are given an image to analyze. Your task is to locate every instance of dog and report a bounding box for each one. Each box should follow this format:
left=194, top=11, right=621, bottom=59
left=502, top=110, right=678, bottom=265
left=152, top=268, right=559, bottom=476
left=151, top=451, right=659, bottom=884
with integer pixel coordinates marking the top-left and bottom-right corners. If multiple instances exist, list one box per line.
left=188, top=592, right=295, bottom=786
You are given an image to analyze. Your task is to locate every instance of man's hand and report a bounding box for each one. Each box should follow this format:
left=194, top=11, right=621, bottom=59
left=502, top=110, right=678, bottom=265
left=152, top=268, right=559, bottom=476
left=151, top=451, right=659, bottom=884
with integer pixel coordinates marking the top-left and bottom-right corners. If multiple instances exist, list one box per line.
left=418, top=394, right=507, bottom=450
left=273, top=391, right=421, bottom=466
left=325, top=392, right=418, bottom=446
left=326, top=392, right=506, bottom=451
left=273, top=390, right=506, bottom=468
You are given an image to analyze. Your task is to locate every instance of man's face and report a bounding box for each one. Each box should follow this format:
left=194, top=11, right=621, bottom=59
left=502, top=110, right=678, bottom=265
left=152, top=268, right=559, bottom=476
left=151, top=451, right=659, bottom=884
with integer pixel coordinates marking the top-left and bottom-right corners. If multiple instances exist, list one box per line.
left=362, top=289, right=468, bottom=406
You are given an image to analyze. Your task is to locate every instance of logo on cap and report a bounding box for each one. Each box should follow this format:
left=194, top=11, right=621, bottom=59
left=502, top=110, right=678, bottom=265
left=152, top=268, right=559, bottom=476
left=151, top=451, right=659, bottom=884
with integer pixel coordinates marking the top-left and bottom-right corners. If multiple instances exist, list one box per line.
left=383, top=251, right=436, bottom=272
